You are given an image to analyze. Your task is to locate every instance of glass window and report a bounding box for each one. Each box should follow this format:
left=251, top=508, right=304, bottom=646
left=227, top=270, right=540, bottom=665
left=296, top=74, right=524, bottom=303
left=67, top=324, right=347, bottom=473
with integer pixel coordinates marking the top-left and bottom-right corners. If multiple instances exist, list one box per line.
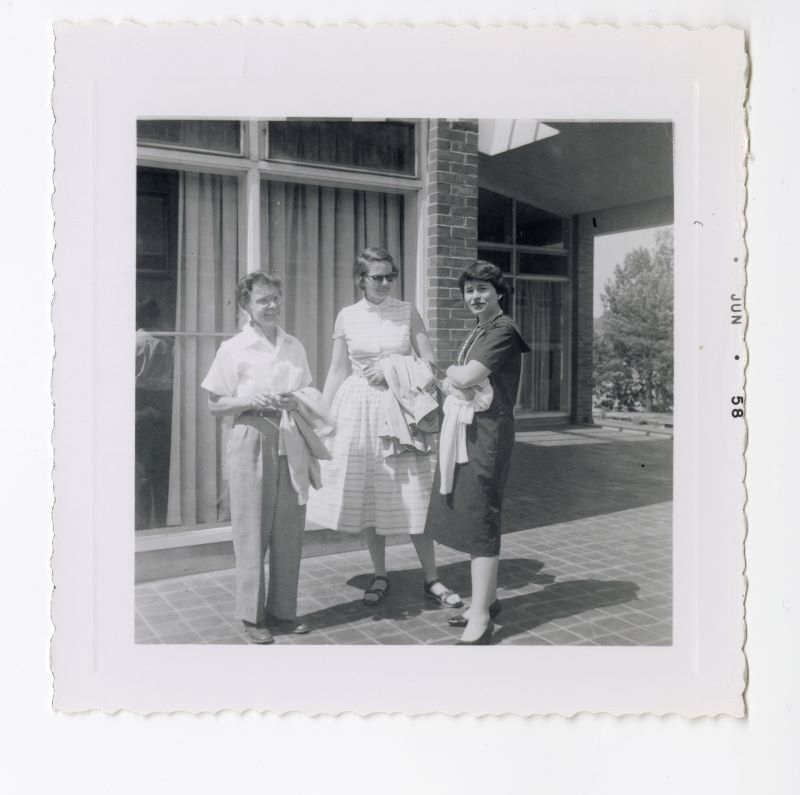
left=477, top=248, right=512, bottom=273
left=136, top=167, right=241, bottom=531
left=136, top=194, right=169, bottom=270
left=137, top=169, right=179, bottom=331
left=477, top=187, right=571, bottom=414
left=516, top=201, right=568, bottom=248
left=477, top=189, right=513, bottom=244
left=268, top=121, right=416, bottom=175
left=137, top=120, right=243, bottom=155
left=517, top=252, right=569, bottom=278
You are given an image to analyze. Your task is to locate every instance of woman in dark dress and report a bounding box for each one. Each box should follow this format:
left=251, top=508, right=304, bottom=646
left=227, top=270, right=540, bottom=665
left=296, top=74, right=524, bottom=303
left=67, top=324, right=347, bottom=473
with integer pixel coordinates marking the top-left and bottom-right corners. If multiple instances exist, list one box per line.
left=424, top=261, right=530, bottom=645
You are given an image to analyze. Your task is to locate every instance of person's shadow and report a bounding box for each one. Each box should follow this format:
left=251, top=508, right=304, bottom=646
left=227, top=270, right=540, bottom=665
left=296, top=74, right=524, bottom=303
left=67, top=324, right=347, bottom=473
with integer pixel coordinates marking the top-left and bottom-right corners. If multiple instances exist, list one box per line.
left=488, top=579, right=640, bottom=643
left=296, top=558, right=639, bottom=643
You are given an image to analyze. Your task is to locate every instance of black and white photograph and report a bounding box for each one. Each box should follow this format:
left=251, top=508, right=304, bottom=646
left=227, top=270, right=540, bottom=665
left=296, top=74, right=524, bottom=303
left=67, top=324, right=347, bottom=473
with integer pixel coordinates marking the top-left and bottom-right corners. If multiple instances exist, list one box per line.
left=51, top=23, right=746, bottom=716
left=11, top=0, right=800, bottom=790
left=133, top=118, right=675, bottom=649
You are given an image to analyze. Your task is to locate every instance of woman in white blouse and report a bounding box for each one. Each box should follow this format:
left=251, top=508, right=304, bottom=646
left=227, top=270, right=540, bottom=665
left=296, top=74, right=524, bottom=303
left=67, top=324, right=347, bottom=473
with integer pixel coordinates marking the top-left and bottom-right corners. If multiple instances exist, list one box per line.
left=307, top=247, right=462, bottom=609
left=202, top=272, right=314, bottom=644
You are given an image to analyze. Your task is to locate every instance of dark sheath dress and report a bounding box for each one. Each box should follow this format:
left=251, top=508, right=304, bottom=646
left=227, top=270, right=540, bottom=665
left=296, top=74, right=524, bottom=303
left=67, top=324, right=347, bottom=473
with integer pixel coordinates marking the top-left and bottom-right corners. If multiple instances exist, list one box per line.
left=424, top=314, right=531, bottom=556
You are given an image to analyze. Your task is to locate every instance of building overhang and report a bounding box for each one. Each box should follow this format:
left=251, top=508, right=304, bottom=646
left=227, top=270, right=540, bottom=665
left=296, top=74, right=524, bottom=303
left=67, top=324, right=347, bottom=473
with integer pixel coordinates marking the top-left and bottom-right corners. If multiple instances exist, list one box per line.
left=478, top=121, right=674, bottom=225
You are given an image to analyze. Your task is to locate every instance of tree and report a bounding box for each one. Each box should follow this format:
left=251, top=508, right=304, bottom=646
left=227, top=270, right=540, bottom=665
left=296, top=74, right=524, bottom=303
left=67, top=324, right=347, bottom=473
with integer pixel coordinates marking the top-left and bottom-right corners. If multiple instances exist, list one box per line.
left=593, top=229, right=674, bottom=413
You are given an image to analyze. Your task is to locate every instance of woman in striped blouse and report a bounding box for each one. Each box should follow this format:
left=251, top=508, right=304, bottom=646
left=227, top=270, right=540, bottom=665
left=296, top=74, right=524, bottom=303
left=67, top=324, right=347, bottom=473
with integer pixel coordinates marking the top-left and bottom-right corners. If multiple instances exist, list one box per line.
left=307, top=247, right=462, bottom=610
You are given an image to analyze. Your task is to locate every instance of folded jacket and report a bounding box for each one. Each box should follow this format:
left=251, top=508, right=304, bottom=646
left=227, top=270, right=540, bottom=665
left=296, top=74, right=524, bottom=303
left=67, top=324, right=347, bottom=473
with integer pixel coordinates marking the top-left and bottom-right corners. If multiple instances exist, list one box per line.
left=279, top=387, right=334, bottom=505
left=438, top=379, right=493, bottom=495
left=377, top=354, right=440, bottom=457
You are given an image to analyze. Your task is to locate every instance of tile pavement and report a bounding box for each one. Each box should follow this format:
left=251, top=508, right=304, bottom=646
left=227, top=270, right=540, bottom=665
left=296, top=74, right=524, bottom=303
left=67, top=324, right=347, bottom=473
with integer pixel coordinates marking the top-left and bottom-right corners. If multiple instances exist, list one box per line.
left=136, top=428, right=672, bottom=647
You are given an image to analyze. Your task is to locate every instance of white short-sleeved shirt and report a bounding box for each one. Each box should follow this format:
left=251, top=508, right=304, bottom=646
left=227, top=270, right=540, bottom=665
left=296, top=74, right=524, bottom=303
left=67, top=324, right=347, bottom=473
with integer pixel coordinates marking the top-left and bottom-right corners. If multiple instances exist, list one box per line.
left=333, top=296, right=413, bottom=373
left=201, top=322, right=312, bottom=398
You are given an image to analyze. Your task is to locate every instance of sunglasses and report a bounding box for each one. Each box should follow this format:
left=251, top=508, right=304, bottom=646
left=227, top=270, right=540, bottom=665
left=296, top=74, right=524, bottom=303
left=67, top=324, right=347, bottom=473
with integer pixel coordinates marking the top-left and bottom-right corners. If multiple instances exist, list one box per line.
left=364, top=273, right=398, bottom=285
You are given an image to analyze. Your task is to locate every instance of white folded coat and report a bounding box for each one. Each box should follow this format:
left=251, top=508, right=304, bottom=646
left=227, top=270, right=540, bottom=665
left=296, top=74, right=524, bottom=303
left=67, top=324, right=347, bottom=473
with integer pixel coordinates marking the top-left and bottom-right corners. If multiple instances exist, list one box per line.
left=278, top=387, right=335, bottom=506
left=438, top=380, right=493, bottom=495
left=377, top=354, right=440, bottom=457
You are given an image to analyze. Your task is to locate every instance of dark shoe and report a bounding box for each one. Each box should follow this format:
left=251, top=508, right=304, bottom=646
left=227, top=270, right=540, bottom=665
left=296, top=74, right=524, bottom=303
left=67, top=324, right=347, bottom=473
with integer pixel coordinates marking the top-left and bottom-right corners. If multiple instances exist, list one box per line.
left=455, top=620, right=494, bottom=646
left=267, top=616, right=311, bottom=635
left=447, top=599, right=502, bottom=628
left=242, top=622, right=274, bottom=644
left=363, top=575, right=390, bottom=606
left=424, top=578, right=464, bottom=608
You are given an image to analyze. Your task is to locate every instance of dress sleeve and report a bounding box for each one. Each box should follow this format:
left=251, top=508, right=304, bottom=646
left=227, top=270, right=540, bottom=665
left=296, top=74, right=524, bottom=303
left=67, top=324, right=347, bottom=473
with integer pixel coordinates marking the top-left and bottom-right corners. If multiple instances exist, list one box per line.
left=200, top=343, right=237, bottom=397
left=467, top=322, right=520, bottom=374
left=332, top=310, right=346, bottom=341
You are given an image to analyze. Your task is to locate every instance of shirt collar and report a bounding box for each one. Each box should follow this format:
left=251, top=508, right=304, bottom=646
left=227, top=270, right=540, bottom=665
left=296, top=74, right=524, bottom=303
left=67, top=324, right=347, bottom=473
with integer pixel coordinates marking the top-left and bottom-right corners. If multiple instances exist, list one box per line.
left=241, top=321, right=286, bottom=352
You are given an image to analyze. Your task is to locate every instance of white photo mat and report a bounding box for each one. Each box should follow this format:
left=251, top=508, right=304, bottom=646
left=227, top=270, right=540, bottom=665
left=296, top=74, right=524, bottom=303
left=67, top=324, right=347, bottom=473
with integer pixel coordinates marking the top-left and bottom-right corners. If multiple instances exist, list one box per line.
left=51, top=23, right=747, bottom=715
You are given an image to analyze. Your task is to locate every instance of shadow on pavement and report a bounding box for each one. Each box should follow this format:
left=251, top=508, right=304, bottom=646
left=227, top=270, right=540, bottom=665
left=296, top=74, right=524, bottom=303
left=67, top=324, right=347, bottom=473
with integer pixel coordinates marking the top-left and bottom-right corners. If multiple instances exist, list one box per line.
left=299, top=558, right=554, bottom=630
left=490, top=579, right=641, bottom=643
left=297, top=558, right=638, bottom=642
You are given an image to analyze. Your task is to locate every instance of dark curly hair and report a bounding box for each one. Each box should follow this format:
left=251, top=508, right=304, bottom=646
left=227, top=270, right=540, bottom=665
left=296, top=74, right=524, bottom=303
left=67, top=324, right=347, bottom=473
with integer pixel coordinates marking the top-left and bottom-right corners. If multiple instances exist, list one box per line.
left=235, top=271, right=283, bottom=309
left=458, top=260, right=513, bottom=313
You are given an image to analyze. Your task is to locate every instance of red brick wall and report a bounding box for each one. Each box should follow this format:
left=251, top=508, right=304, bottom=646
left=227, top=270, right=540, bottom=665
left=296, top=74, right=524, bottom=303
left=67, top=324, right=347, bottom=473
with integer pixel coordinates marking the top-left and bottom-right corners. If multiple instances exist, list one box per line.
left=424, top=120, right=479, bottom=369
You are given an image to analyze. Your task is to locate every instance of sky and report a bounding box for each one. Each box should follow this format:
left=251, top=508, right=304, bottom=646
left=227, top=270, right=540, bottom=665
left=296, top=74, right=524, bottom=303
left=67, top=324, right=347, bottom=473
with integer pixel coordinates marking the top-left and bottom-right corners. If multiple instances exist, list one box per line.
left=593, top=225, right=672, bottom=317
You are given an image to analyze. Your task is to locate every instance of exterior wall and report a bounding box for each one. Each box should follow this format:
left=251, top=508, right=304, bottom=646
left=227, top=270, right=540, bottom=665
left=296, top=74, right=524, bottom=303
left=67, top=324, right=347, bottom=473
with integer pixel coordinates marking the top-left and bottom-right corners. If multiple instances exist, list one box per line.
left=423, top=119, right=479, bottom=369
left=572, top=214, right=595, bottom=424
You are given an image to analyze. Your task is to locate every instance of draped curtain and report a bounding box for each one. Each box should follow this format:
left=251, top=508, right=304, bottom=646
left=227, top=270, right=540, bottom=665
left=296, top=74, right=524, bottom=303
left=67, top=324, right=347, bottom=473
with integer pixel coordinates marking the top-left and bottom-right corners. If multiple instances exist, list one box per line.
left=166, top=172, right=239, bottom=526
left=261, top=180, right=404, bottom=388
left=515, top=281, right=564, bottom=411
left=164, top=174, right=403, bottom=527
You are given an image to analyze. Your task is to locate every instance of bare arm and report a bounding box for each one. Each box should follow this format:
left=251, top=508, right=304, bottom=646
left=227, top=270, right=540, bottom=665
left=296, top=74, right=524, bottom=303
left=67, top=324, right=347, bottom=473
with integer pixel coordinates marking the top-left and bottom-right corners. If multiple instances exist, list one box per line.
left=410, top=306, right=435, bottom=363
left=446, top=360, right=491, bottom=389
left=322, top=337, right=350, bottom=406
left=207, top=389, right=281, bottom=417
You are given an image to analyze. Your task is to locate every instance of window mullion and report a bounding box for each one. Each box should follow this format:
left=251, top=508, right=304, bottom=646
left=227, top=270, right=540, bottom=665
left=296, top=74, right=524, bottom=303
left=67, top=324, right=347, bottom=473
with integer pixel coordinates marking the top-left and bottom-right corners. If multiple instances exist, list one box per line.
left=245, top=165, right=261, bottom=274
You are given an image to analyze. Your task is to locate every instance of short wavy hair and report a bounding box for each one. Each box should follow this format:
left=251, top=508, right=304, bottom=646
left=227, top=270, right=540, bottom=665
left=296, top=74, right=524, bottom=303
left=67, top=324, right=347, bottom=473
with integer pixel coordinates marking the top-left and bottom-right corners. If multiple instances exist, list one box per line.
left=353, top=246, right=399, bottom=289
left=458, top=260, right=513, bottom=312
left=235, top=271, right=283, bottom=309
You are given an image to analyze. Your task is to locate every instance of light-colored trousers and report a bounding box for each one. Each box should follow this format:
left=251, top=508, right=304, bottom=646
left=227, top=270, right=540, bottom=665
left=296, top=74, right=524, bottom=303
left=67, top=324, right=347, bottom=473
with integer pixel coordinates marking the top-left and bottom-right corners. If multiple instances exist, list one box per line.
left=228, top=416, right=306, bottom=625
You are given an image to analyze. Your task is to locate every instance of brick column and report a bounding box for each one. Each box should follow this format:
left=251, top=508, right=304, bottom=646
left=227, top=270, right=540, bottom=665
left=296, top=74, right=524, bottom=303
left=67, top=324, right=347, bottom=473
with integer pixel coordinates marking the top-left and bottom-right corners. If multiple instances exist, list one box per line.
left=572, top=214, right=595, bottom=424
left=424, top=119, right=479, bottom=369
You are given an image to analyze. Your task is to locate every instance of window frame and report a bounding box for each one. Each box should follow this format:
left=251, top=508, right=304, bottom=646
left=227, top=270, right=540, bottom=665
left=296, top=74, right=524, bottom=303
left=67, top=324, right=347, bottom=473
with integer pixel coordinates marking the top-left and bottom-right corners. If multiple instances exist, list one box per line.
left=260, top=119, right=421, bottom=180
left=477, top=187, right=573, bottom=416
left=135, top=119, right=424, bottom=545
left=136, top=119, right=247, bottom=158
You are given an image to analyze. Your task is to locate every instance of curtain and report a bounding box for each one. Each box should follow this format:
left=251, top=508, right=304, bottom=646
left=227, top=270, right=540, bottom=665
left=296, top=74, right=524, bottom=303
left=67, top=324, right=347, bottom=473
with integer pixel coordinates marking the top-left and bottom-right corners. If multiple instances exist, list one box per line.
left=515, top=281, right=564, bottom=412
left=166, top=172, right=239, bottom=526
left=261, top=181, right=404, bottom=388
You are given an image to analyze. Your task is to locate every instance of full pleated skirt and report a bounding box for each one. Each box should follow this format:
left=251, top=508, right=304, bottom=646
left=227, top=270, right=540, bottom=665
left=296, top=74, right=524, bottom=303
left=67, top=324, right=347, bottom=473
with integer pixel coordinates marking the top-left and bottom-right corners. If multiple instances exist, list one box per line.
left=306, top=374, right=436, bottom=535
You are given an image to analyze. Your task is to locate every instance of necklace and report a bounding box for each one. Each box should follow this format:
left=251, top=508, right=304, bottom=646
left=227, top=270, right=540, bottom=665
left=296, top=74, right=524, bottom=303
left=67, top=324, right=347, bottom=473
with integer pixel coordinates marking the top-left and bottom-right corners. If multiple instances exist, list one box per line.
left=477, top=309, right=503, bottom=329
left=458, top=311, right=503, bottom=365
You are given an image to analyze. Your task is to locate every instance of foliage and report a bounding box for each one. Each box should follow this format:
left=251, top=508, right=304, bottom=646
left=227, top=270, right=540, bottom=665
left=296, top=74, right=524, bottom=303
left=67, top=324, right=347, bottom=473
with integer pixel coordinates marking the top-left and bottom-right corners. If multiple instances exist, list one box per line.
left=593, top=229, right=674, bottom=413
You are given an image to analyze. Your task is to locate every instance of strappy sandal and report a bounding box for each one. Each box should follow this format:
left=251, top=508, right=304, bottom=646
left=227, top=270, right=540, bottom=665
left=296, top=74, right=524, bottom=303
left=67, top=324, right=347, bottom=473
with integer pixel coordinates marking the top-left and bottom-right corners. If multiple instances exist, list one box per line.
left=363, top=575, right=390, bottom=606
left=424, top=578, right=464, bottom=608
